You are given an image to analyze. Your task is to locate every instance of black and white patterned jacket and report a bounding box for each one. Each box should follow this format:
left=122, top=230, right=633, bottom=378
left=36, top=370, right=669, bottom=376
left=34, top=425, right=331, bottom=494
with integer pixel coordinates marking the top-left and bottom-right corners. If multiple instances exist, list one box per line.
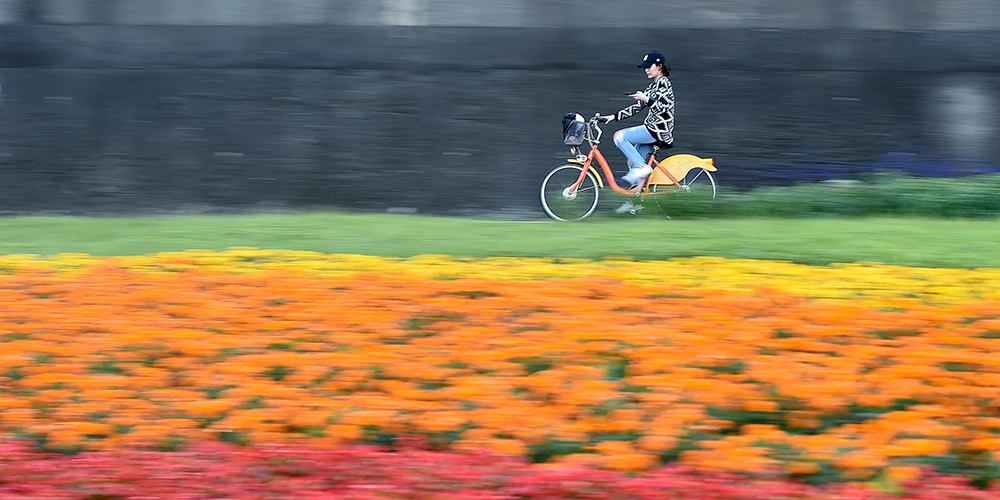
left=615, top=76, right=674, bottom=145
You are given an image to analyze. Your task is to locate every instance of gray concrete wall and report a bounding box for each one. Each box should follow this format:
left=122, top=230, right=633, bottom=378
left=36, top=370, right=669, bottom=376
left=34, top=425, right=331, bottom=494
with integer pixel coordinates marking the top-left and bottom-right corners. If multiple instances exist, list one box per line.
left=3, top=0, right=1000, bottom=29
left=1, top=1, right=999, bottom=216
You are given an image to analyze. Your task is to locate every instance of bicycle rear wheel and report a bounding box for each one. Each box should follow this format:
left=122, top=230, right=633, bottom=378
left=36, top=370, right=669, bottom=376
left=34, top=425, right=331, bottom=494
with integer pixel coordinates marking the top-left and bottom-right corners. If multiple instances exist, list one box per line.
left=650, top=167, right=716, bottom=216
left=540, top=163, right=600, bottom=221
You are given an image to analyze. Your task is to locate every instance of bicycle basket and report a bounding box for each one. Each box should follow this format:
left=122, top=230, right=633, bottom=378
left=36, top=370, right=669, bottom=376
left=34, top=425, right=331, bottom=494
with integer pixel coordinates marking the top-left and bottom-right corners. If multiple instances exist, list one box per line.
left=562, top=113, right=586, bottom=146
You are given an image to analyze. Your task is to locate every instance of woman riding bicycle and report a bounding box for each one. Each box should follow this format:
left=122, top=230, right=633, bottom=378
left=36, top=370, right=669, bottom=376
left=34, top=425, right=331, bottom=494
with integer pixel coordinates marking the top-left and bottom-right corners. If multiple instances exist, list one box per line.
left=599, top=51, right=674, bottom=188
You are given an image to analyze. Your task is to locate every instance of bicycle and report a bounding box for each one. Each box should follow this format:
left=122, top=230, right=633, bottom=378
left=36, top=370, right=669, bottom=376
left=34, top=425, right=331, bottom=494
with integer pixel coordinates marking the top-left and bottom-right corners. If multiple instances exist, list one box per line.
left=540, top=114, right=717, bottom=221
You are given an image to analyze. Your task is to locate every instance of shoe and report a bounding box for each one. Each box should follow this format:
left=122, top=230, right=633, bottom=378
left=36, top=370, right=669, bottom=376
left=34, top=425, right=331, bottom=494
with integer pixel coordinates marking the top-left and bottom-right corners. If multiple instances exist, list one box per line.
left=622, top=164, right=653, bottom=185
left=616, top=177, right=637, bottom=189
left=615, top=200, right=643, bottom=214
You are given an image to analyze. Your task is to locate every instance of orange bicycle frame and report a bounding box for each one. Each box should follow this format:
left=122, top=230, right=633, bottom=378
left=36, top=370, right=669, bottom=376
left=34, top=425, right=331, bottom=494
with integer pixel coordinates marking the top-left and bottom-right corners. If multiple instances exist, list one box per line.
left=568, top=144, right=682, bottom=197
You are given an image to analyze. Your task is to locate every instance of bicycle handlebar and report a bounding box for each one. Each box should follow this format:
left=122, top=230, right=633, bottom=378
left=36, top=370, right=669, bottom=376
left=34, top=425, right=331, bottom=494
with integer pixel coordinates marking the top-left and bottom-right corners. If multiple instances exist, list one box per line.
left=587, top=114, right=605, bottom=143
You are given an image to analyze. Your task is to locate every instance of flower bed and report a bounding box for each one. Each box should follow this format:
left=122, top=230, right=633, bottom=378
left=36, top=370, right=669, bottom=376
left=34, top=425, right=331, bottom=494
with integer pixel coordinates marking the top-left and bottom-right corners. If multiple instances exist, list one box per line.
left=1, top=439, right=997, bottom=499
left=2, top=250, right=1000, bottom=493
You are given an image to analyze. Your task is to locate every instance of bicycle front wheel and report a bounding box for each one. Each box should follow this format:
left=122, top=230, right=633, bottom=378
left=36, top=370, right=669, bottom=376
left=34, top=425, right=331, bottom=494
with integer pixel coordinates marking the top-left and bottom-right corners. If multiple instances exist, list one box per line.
left=540, top=163, right=600, bottom=221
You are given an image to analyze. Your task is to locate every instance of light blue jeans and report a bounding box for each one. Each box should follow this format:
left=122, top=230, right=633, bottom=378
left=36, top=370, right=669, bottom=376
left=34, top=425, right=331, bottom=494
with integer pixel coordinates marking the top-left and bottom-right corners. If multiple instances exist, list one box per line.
left=613, top=125, right=655, bottom=171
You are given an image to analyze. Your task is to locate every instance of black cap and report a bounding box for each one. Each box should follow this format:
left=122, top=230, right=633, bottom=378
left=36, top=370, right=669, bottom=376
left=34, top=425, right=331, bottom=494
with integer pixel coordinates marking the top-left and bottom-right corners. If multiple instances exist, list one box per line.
left=638, top=51, right=666, bottom=68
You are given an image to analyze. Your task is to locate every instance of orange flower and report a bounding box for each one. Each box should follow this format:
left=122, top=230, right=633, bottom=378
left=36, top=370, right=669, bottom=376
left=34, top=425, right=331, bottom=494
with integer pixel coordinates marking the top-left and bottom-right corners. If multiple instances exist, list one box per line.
left=44, top=428, right=83, bottom=449
left=884, top=465, right=923, bottom=483
left=490, top=438, right=528, bottom=456
left=3, top=251, right=1000, bottom=479
left=636, top=434, right=677, bottom=452
left=889, top=438, right=951, bottom=456
left=325, top=424, right=363, bottom=442
left=785, top=461, right=821, bottom=476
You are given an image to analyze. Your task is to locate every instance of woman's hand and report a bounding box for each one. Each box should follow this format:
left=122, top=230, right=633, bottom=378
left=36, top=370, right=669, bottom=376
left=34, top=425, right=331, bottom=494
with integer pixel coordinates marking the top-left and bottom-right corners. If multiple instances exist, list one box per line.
left=598, top=115, right=615, bottom=123
left=628, top=91, right=650, bottom=104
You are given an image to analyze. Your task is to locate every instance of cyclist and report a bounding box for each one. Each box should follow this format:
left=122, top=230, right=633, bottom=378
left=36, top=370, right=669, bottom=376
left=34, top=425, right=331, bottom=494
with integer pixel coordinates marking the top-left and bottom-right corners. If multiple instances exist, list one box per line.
left=599, top=51, right=674, bottom=212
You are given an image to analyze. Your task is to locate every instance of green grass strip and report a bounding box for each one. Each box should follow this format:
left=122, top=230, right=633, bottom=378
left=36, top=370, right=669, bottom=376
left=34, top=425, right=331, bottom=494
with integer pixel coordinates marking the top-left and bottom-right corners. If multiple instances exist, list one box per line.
left=1, top=213, right=998, bottom=269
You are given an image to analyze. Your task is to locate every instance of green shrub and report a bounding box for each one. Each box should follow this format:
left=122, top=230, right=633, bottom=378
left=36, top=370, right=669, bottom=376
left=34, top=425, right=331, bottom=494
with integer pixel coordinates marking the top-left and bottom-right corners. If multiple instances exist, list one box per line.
left=654, top=173, right=1000, bottom=218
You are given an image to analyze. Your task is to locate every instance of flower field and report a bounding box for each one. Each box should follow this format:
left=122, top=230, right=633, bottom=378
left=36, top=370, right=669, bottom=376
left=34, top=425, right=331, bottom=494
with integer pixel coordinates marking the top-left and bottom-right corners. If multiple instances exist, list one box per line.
left=2, top=249, right=1000, bottom=498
